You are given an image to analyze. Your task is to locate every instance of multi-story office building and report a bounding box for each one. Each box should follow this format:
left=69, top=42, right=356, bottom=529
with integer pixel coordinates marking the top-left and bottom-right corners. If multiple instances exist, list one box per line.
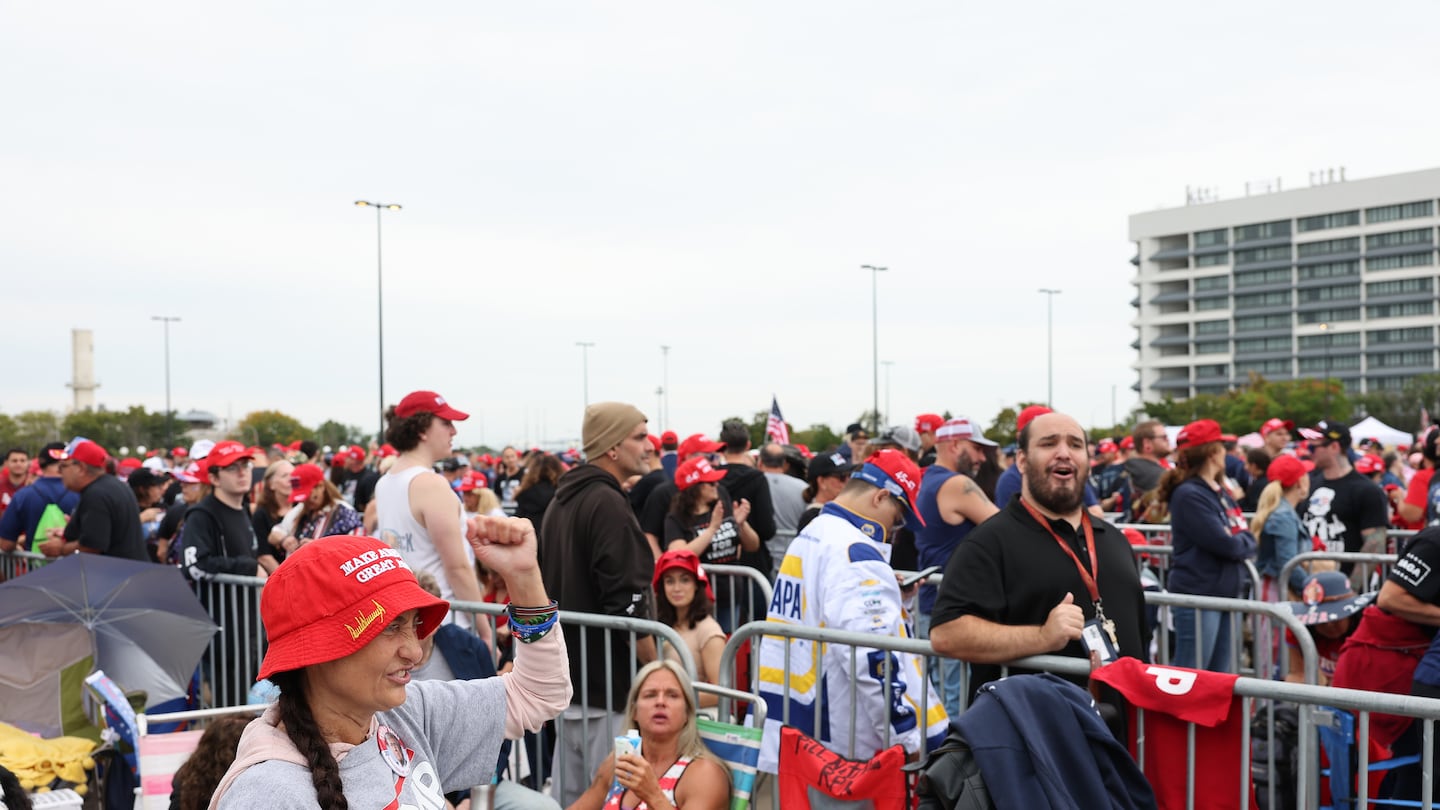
left=1129, top=167, right=1440, bottom=402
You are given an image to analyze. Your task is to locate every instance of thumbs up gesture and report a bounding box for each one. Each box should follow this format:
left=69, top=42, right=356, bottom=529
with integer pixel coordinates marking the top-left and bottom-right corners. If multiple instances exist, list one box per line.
left=1039, top=591, right=1086, bottom=651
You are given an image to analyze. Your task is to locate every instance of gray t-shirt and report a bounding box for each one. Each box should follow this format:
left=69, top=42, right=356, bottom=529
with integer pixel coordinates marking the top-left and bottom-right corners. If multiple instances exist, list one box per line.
left=219, top=677, right=505, bottom=809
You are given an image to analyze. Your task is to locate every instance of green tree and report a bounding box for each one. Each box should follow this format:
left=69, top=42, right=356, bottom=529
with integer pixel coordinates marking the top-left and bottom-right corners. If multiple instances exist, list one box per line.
left=1141, top=375, right=1350, bottom=433
left=61, top=405, right=173, bottom=453
left=314, top=419, right=367, bottom=448
left=793, top=423, right=842, bottom=454
left=986, top=402, right=1045, bottom=447
left=1356, top=373, right=1440, bottom=435
left=232, top=410, right=310, bottom=447
left=5, top=410, right=63, bottom=453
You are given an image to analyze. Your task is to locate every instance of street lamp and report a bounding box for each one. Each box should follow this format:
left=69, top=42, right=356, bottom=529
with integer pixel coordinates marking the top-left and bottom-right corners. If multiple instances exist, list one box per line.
left=355, top=200, right=402, bottom=441
left=660, top=344, right=671, bottom=429
left=576, top=342, right=596, bottom=408
left=862, top=265, right=888, bottom=433
left=1038, top=288, right=1062, bottom=407
left=151, top=316, right=180, bottom=449
left=881, top=360, right=894, bottom=427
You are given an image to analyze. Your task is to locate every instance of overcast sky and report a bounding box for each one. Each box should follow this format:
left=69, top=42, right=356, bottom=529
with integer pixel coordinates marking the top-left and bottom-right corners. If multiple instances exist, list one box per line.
left=6, top=2, right=1440, bottom=449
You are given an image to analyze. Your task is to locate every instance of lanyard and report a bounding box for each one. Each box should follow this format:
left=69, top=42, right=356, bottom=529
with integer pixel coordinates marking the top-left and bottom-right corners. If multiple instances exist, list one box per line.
left=1019, top=497, right=1102, bottom=609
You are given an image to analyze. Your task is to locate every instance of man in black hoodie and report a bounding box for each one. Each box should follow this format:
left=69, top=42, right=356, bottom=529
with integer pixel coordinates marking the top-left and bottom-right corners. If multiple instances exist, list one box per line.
left=539, top=401, right=656, bottom=807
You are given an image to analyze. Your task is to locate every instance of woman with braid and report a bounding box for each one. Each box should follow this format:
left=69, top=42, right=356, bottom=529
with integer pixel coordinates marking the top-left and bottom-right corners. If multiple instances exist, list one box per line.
left=209, top=517, right=570, bottom=809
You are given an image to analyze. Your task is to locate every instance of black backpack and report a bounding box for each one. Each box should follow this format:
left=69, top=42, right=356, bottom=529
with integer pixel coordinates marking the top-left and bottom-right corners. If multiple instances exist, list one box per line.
left=1249, top=702, right=1300, bottom=810
left=913, top=729, right=995, bottom=810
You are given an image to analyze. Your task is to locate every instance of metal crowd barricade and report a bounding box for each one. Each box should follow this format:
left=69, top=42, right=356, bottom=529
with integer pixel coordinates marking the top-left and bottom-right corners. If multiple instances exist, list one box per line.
left=1147, top=592, right=1319, bottom=684
left=195, top=573, right=267, bottom=709
left=0, top=548, right=51, bottom=580
left=703, top=562, right=774, bottom=628
left=1279, top=551, right=1399, bottom=597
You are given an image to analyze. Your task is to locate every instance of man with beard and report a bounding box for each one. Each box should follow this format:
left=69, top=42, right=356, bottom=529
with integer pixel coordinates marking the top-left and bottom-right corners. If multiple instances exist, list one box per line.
left=913, top=417, right=1000, bottom=715
left=929, top=411, right=1147, bottom=694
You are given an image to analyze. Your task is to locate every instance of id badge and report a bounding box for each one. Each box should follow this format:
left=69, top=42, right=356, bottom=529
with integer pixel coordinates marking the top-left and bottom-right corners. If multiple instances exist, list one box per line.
left=1081, top=618, right=1118, bottom=664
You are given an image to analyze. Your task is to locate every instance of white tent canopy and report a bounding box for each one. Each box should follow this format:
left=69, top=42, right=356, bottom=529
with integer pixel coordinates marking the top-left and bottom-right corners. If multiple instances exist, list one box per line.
left=1350, top=416, right=1414, bottom=448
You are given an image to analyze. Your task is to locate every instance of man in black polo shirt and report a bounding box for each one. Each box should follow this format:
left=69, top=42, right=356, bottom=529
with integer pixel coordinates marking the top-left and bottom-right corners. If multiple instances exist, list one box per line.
left=38, top=439, right=147, bottom=561
left=929, top=411, right=1147, bottom=693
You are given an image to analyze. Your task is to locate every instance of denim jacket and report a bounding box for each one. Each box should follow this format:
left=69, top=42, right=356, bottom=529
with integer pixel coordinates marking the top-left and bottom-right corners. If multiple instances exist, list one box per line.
left=1257, top=499, right=1309, bottom=594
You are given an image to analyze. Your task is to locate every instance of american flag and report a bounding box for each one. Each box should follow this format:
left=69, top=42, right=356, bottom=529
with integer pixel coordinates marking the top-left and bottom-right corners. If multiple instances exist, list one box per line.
left=766, top=395, right=790, bottom=445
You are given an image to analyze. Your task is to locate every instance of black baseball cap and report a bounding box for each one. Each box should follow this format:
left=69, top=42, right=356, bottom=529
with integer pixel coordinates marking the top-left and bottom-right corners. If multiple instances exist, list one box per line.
left=1300, top=420, right=1351, bottom=450
left=807, top=451, right=855, bottom=482
left=36, top=442, right=67, bottom=469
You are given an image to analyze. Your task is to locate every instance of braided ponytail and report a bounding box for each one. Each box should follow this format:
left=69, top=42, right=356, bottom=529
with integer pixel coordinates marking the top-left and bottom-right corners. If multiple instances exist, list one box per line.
left=271, top=671, right=349, bottom=810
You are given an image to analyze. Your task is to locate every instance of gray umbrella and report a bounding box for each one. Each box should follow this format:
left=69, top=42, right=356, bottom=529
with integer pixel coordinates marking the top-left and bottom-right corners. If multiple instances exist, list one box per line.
left=0, top=554, right=218, bottom=708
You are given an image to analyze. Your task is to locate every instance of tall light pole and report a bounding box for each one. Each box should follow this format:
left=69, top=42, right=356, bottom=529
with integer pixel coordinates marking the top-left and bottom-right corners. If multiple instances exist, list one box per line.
left=576, top=342, right=595, bottom=408
left=862, top=265, right=888, bottom=433
left=881, top=360, right=895, bottom=427
left=151, top=316, right=180, bottom=449
left=660, top=344, right=671, bottom=429
left=355, top=200, right=402, bottom=441
left=1038, top=288, right=1062, bottom=407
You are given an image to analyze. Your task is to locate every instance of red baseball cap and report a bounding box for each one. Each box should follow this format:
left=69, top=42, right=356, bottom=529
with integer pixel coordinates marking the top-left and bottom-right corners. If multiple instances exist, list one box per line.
left=377, top=443, right=398, bottom=458
left=206, top=440, right=252, bottom=473
left=1355, top=454, right=1385, bottom=475
left=675, top=456, right=727, bottom=491
left=459, top=470, right=489, bottom=492
left=1175, top=419, right=1224, bottom=449
left=914, top=414, right=943, bottom=434
left=660, top=430, right=679, bottom=447
left=1260, top=418, right=1295, bottom=437
left=1096, top=439, right=1118, bottom=455
left=1266, top=454, right=1314, bottom=488
left=172, top=447, right=189, bottom=458
left=65, top=440, right=110, bottom=468
left=288, top=463, right=326, bottom=503
left=118, top=457, right=143, bottom=471
left=174, top=462, right=204, bottom=484
left=256, top=535, right=449, bottom=680
left=287, top=440, right=304, bottom=452
left=1016, top=405, right=1054, bottom=433
left=852, top=449, right=926, bottom=527
left=396, top=390, right=469, bottom=421
left=1119, top=435, right=1135, bottom=450
left=339, top=446, right=366, bottom=464
left=652, top=549, right=714, bottom=601
left=677, top=433, right=724, bottom=459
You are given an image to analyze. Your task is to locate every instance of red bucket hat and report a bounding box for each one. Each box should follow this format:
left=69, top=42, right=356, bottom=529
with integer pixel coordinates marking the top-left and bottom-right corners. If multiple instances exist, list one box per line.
left=256, top=536, right=449, bottom=680
left=652, top=549, right=715, bottom=601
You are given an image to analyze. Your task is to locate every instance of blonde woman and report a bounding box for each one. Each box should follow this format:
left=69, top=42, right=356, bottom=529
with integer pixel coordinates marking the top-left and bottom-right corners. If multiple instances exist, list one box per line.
left=1252, top=454, right=1314, bottom=603
left=568, top=660, right=729, bottom=810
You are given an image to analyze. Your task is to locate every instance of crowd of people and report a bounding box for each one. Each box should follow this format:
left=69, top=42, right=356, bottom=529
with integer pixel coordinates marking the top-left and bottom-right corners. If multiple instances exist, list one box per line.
left=10, top=394, right=1440, bottom=806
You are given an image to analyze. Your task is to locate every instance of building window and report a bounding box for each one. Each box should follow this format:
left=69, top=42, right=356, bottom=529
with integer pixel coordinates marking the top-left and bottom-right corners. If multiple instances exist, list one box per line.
left=1366, top=228, right=1434, bottom=250
left=1298, top=354, right=1362, bottom=373
left=1195, top=364, right=1228, bottom=378
left=1234, top=220, right=1292, bottom=243
left=1234, top=245, right=1293, bottom=265
left=1158, top=367, right=1189, bottom=381
left=1297, top=211, right=1361, bottom=232
left=1159, top=345, right=1189, bottom=357
left=1234, top=267, right=1292, bottom=287
left=1297, top=284, right=1361, bottom=303
left=1366, top=200, right=1436, bottom=224
left=1195, top=341, right=1229, bottom=355
left=1235, top=336, right=1291, bottom=354
left=1367, top=301, right=1435, bottom=319
left=1368, top=326, right=1434, bottom=345
left=1367, top=253, right=1435, bottom=271
left=1195, top=319, right=1229, bottom=335
left=1297, top=237, right=1360, bottom=258
left=1299, top=331, right=1361, bottom=350
left=1369, top=376, right=1408, bottom=391
left=1194, top=275, right=1230, bottom=291
left=1235, top=359, right=1293, bottom=376
left=1367, top=350, right=1434, bottom=368
left=1194, top=228, right=1228, bottom=248
left=1195, top=297, right=1229, bottom=311
left=1298, top=260, right=1359, bottom=281
left=1297, top=308, right=1361, bottom=324
left=1367, top=277, right=1434, bottom=298
left=1234, top=291, right=1293, bottom=309
left=1196, top=252, right=1230, bottom=267
left=1235, top=314, right=1292, bottom=331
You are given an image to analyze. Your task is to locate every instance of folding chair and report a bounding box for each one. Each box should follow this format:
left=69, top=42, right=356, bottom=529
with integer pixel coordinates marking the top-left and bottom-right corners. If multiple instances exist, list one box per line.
left=1316, top=706, right=1422, bottom=810
left=697, top=717, right=762, bottom=810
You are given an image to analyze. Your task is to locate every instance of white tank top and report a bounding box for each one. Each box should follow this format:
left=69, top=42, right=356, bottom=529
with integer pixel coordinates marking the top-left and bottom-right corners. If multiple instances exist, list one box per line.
left=375, top=466, right=471, bottom=627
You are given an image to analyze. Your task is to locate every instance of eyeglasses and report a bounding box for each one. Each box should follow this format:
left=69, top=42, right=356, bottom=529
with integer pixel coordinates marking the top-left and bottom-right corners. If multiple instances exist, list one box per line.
left=218, top=461, right=253, bottom=474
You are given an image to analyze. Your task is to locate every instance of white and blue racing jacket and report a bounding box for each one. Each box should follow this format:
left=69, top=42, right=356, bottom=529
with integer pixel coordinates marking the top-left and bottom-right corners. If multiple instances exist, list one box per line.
left=757, top=502, right=948, bottom=772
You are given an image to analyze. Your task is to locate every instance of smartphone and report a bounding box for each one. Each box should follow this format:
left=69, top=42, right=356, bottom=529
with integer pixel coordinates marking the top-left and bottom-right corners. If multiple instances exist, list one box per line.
left=900, top=566, right=941, bottom=589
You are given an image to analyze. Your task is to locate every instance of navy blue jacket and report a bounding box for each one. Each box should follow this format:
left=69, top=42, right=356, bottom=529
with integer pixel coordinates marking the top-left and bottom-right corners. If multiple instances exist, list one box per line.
left=953, top=674, right=1156, bottom=810
left=1166, top=478, right=1257, bottom=597
left=0, top=477, right=80, bottom=549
